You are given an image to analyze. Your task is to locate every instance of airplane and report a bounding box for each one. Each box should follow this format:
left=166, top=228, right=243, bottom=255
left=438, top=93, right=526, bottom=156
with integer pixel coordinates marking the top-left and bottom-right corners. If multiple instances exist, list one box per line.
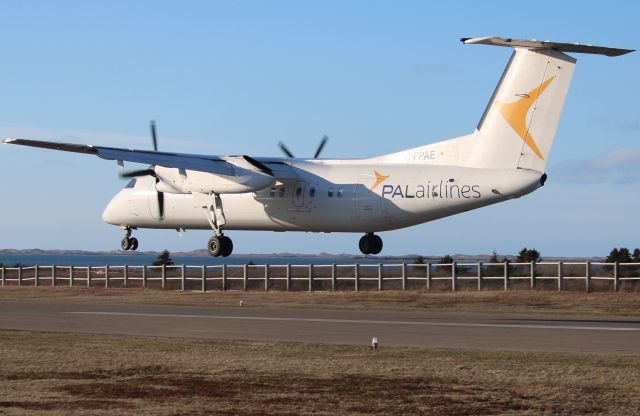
left=3, top=37, right=634, bottom=257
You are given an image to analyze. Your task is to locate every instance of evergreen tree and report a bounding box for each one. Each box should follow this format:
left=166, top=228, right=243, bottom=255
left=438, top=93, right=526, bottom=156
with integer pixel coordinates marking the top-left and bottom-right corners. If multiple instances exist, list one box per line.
left=606, top=247, right=632, bottom=263
left=516, top=248, right=541, bottom=263
left=633, top=248, right=640, bottom=262
left=439, top=255, right=454, bottom=264
left=489, top=251, right=499, bottom=263
left=152, top=250, right=174, bottom=266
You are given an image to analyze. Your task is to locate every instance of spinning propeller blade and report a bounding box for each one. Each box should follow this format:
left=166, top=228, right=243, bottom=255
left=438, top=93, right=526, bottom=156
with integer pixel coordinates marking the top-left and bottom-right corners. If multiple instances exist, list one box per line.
left=314, top=135, right=328, bottom=158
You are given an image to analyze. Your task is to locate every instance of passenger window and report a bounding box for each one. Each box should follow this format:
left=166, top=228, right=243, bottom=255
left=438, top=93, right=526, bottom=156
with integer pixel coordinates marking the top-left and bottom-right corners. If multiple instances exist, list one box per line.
left=328, top=189, right=334, bottom=197
left=279, top=187, right=285, bottom=197
left=125, top=179, right=137, bottom=189
left=295, top=187, right=302, bottom=197
left=269, top=187, right=277, bottom=197
left=337, top=188, right=344, bottom=197
left=309, top=187, right=316, bottom=198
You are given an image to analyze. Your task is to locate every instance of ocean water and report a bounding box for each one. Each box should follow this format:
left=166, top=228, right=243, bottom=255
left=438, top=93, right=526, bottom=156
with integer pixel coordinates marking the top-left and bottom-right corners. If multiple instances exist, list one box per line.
left=0, top=254, right=414, bottom=267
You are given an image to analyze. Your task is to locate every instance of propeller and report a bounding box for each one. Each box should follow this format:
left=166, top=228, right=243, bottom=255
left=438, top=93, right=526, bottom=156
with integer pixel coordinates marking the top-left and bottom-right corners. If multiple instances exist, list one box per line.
left=278, top=135, right=329, bottom=159
left=118, top=121, right=165, bottom=218
left=150, top=120, right=158, bottom=151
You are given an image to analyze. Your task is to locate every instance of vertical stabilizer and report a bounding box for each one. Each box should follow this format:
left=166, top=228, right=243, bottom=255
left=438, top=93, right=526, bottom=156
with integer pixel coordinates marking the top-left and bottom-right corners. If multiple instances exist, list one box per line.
left=464, top=47, right=575, bottom=171
left=459, top=37, right=632, bottom=172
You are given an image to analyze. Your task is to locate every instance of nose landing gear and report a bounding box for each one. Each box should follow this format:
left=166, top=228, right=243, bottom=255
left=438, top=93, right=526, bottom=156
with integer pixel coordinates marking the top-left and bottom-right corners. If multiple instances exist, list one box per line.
left=207, top=235, right=233, bottom=257
left=120, top=228, right=139, bottom=251
left=359, top=233, right=383, bottom=255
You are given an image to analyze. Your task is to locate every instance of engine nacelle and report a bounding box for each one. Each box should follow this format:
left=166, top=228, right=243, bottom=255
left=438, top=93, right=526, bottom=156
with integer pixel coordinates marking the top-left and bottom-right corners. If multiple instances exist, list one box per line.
left=154, top=164, right=275, bottom=194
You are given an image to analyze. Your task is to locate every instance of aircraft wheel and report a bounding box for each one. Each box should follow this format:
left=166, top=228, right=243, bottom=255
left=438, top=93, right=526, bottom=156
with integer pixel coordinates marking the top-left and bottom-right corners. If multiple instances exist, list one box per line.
left=371, top=235, right=383, bottom=255
left=359, top=235, right=373, bottom=255
left=129, top=237, right=139, bottom=251
left=220, top=236, right=233, bottom=257
left=121, top=237, right=131, bottom=251
left=208, top=236, right=222, bottom=257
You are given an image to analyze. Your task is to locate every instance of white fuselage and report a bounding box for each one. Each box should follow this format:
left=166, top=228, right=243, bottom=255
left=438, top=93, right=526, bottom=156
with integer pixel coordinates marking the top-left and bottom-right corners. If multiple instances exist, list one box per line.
left=102, top=160, right=544, bottom=233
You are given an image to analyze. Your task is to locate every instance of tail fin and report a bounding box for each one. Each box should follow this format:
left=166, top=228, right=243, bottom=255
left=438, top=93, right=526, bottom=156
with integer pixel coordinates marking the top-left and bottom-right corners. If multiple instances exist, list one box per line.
left=461, top=37, right=633, bottom=172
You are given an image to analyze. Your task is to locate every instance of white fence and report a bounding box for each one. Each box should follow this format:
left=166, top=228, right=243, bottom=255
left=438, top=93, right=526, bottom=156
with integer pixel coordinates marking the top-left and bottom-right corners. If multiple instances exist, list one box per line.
left=2, top=261, right=640, bottom=292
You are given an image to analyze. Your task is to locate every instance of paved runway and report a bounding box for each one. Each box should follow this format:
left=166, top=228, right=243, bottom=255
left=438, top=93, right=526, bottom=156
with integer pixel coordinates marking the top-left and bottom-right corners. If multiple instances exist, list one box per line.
left=1, top=300, right=639, bottom=355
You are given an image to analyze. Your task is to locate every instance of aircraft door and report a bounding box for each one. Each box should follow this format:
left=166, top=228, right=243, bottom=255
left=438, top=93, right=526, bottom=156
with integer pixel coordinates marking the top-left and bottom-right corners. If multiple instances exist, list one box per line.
left=354, top=179, right=384, bottom=223
left=293, top=181, right=306, bottom=208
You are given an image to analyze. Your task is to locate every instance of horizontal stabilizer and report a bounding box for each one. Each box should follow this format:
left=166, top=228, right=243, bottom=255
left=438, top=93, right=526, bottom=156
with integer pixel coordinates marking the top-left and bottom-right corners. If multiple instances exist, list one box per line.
left=461, top=37, right=634, bottom=57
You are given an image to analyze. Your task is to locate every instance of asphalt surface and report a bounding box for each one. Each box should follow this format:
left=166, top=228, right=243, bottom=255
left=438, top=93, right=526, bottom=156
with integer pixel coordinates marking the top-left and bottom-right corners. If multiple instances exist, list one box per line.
left=1, top=300, right=639, bottom=355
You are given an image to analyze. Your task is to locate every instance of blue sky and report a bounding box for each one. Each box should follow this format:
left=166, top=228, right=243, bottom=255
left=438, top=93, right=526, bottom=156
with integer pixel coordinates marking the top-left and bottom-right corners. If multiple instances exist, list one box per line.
left=0, top=1, right=638, bottom=256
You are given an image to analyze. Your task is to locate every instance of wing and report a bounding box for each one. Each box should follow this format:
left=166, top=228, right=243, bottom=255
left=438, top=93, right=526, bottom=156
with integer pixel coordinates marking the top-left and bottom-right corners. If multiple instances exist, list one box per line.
left=4, top=138, right=238, bottom=176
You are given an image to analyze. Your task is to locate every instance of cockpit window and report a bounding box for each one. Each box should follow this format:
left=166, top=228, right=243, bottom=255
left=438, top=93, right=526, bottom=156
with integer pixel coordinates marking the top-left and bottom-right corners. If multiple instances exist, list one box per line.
left=125, top=179, right=137, bottom=189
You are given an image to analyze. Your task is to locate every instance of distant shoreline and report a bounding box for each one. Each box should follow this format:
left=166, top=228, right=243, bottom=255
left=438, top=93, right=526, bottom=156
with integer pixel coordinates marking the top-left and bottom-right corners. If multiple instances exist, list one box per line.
left=0, top=248, right=602, bottom=262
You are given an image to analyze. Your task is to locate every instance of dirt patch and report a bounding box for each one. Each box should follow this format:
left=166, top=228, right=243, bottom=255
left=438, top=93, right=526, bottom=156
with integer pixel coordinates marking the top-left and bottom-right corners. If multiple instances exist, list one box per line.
left=1, top=330, right=639, bottom=415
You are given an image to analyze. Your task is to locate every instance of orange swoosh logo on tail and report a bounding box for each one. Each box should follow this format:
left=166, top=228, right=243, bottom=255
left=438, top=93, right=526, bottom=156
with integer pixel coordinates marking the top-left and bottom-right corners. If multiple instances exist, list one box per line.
left=497, top=76, right=555, bottom=160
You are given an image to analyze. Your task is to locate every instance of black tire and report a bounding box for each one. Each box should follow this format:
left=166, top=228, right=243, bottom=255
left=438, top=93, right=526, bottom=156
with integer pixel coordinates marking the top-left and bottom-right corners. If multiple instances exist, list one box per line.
left=220, top=236, right=233, bottom=257
left=121, top=237, right=131, bottom=251
left=370, top=235, right=383, bottom=255
left=208, top=236, right=222, bottom=257
left=359, top=235, right=372, bottom=255
left=129, top=238, right=139, bottom=251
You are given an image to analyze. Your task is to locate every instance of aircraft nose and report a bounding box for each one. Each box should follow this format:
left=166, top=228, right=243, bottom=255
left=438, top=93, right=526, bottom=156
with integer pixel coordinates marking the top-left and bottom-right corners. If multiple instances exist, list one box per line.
left=102, top=194, right=124, bottom=225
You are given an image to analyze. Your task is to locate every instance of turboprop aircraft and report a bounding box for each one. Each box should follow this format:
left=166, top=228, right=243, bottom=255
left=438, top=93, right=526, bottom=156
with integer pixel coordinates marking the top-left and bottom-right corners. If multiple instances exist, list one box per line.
left=3, top=37, right=634, bottom=256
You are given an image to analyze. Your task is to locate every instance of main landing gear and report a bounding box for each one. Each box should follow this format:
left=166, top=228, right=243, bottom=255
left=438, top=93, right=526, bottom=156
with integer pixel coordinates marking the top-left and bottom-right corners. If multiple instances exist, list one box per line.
left=359, top=233, right=383, bottom=255
left=120, top=228, right=139, bottom=251
left=207, top=235, right=233, bottom=257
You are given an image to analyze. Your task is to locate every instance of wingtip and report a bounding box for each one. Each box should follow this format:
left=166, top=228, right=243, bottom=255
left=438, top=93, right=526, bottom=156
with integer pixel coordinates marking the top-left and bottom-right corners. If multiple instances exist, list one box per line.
left=3, top=138, right=17, bottom=144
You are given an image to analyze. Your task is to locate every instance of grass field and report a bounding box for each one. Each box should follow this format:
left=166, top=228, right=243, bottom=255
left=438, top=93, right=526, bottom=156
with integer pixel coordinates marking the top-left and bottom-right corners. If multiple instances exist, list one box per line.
left=1, top=286, right=640, bottom=316
left=1, top=330, right=640, bottom=416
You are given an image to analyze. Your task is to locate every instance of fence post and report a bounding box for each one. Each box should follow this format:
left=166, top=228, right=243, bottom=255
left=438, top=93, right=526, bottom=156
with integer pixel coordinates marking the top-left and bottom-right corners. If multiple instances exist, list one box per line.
left=557, top=261, right=563, bottom=291
left=69, top=266, right=74, bottom=287
left=401, top=262, right=406, bottom=291
left=426, top=263, right=431, bottom=290
left=18, top=266, right=22, bottom=286
left=614, top=261, right=619, bottom=292
left=202, top=265, right=206, bottom=292
left=308, top=265, right=313, bottom=292
left=181, top=265, right=185, bottom=291
left=1, top=265, right=5, bottom=286
left=105, top=265, right=109, bottom=288
left=286, top=264, right=291, bottom=291
left=451, top=261, right=457, bottom=292
left=354, top=264, right=359, bottom=292
left=52, top=265, right=56, bottom=287
left=243, top=264, right=248, bottom=291
left=585, top=260, right=591, bottom=293
left=124, top=265, right=128, bottom=288
left=378, top=264, right=383, bottom=291
left=477, top=262, right=482, bottom=292
left=503, top=261, right=509, bottom=291
left=331, top=264, right=336, bottom=292
left=161, top=265, right=166, bottom=289
left=265, top=265, right=269, bottom=292
left=142, top=265, right=147, bottom=288
left=222, top=264, right=227, bottom=291
left=35, top=265, right=39, bottom=287
left=87, top=266, right=91, bottom=288
left=530, top=261, right=536, bottom=289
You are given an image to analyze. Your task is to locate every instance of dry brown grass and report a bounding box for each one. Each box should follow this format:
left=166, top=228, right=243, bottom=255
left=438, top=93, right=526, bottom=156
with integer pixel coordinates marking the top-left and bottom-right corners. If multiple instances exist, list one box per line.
left=1, top=330, right=639, bottom=415
left=2, top=286, right=640, bottom=316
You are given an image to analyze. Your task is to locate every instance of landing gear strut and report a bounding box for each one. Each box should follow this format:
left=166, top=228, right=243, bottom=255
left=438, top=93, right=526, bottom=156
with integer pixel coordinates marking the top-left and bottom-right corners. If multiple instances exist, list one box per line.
left=120, top=228, right=139, bottom=251
left=208, top=235, right=233, bottom=257
left=359, top=233, right=382, bottom=255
